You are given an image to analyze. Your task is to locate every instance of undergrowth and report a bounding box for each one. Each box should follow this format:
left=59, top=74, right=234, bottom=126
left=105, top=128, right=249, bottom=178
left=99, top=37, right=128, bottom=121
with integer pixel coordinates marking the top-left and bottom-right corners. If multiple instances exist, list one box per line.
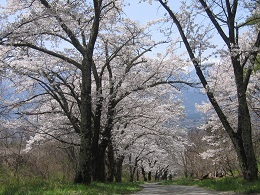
left=0, top=177, right=142, bottom=195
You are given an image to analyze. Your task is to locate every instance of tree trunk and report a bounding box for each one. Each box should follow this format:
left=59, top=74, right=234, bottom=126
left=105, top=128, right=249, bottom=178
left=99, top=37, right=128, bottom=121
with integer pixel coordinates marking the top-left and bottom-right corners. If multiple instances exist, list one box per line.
left=129, top=155, right=134, bottom=182
left=74, top=61, right=92, bottom=184
left=115, top=155, right=124, bottom=182
left=107, top=140, right=115, bottom=182
left=130, top=156, right=139, bottom=182
left=162, top=169, right=168, bottom=180
left=141, top=166, right=147, bottom=182
left=231, top=132, right=258, bottom=181
left=130, top=169, right=134, bottom=182
left=93, top=143, right=106, bottom=182
left=74, top=138, right=92, bottom=184
left=73, top=0, right=102, bottom=183
left=237, top=88, right=258, bottom=181
left=93, top=100, right=115, bottom=182
left=136, top=168, right=139, bottom=181
left=148, top=171, right=152, bottom=181
left=92, top=97, right=102, bottom=181
left=130, top=165, right=136, bottom=182
left=155, top=170, right=159, bottom=181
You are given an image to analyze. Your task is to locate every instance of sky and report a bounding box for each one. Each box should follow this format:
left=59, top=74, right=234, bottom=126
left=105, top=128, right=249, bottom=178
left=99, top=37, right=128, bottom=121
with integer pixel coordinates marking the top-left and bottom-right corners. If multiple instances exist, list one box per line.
left=124, top=1, right=166, bottom=23
left=0, top=0, right=5, bottom=6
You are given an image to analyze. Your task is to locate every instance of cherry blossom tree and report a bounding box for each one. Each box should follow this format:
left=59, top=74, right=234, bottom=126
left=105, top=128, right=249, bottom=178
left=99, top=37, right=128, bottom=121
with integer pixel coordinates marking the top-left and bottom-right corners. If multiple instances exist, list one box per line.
left=0, top=0, right=193, bottom=183
left=196, top=54, right=259, bottom=177
left=155, top=0, right=260, bottom=181
left=0, top=0, right=129, bottom=184
left=112, top=87, right=187, bottom=181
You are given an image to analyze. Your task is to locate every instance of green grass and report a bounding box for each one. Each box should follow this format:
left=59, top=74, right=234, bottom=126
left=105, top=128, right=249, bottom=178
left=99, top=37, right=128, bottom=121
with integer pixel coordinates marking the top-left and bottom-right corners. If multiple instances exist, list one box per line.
left=160, top=177, right=260, bottom=194
left=0, top=177, right=142, bottom=195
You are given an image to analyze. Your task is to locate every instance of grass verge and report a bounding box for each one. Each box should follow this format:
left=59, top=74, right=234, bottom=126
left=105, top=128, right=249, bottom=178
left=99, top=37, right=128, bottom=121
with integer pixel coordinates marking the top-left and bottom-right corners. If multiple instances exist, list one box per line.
left=161, top=177, right=260, bottom=194
left=0, top=177, right=142, bottom=195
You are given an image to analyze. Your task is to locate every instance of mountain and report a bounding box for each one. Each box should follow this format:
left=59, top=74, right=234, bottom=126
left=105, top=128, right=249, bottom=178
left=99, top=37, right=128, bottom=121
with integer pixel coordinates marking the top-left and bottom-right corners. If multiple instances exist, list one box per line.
left=179, top=69, right=208, bottom=128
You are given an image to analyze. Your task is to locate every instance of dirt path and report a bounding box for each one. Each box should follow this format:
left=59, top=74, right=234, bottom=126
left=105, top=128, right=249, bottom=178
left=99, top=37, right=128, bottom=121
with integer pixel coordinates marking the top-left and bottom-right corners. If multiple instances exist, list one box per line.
left=130, top=183, right=238, bottom=195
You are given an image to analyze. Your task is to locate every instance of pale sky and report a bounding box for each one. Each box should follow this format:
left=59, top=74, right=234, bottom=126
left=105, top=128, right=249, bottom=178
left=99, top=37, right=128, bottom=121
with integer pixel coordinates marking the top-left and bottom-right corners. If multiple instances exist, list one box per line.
left=123, top=1, right=166, bottom=24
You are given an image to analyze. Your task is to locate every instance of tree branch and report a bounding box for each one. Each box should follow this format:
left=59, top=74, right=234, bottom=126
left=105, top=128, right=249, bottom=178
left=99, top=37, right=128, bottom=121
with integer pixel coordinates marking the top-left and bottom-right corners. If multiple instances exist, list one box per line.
left=7, top=42, right=82, bottom=69
left=39, top=0, right=86, bottom=55
left=198, top=0, right=229, bottom=45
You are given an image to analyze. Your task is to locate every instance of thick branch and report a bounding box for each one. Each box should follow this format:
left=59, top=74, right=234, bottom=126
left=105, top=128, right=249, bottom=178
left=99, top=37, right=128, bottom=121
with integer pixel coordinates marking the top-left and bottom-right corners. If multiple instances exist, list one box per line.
left=115, top=80, right=196, bottom=105
left=158, top=0, right=236, bottom=139
left=86, top=0, right=102, bottom=55
left=8, top=42, right=82, bottom=69
left=198, top=0, right=229, bottom=45
left=39, top=0, right=86, bottom=55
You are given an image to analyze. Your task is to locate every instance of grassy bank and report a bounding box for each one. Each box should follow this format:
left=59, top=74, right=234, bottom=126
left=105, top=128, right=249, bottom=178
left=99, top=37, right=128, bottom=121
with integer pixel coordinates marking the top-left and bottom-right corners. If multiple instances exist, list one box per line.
left=161, top=177, right=260, bottom=194
left=0, top=177, right=142, bottom=195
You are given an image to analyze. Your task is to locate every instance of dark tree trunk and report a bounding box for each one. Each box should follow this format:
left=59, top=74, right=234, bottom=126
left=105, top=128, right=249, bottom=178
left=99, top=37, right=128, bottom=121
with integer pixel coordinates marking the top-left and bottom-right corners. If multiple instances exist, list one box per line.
left=129, top=155, right=134, bottom=182
left=155, top=170, right=159, bottom=181
left=74, top=60, right=92, bottom=184
left=74, top=0, right=102, bottom=184
left=115, top=155, right=124, bottom=182
left=141, top=166, right=147, bottom=182
left=74, top=141, right=92, bottom=184
left=169, top=174, right=172, bottom=180
left=231, top=133, right=258, bottom=181
left=92, top=98, right=103, bottom=181
left=130, top=156, right=139, bottom=182
left=148, top=171, right=152, bottom=181
left=107, top=140, right=115, bottom=182
left=93, top=142, right=107, bottom=182
left=129, top=154, right=136, bottom=182
left=129, top=162, right=135, bottom=182
left=237, top=88, right=258, bottom=181
left=92, top=126, right=100, bottom=182
left=93, top=99, right=115, bottom=182
left=162, top=169, right=168, bottom=180
left=130, top=169, right=134, bottom=182
left=136, top=168, right=139, bottom=181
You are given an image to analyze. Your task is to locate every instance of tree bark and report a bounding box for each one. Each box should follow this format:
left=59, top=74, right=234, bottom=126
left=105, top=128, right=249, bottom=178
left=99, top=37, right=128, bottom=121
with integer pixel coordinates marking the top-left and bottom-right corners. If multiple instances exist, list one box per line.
left=107, top=140, right=115, bottom=182
left=148, top=171, right=152, bottom=181
left=129, top=154, right=134, bottom=182
left=93, top=142, right=106, bottom=182
left=115, top=155, right=124, bottom=182
left=136, top=167, right=139, bottom=181
left=155, top=170, right=159, bottom=181
left=92, top=97, right=103, bottom=180
left=74, top=0, right=102, bottom=184
left=93, top=99, right=115, bottom=181
left=141, top=166, right=147, bottom=182
left=74, top=58, right=92, bottom=184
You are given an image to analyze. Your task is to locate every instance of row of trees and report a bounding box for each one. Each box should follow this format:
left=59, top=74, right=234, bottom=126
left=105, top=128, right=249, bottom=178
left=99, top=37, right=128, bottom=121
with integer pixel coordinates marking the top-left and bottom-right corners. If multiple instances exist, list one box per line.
left=156, top=0, right=260, bottom=181
left=0, top=0, right=259, bottom=183
left=0, top=0, right=190, bottom=183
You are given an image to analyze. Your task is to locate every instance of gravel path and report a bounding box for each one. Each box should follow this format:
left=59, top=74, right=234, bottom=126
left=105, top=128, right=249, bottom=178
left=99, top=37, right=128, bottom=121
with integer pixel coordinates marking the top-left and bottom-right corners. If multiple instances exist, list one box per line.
left=130, top=183, right=239, bottom=195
